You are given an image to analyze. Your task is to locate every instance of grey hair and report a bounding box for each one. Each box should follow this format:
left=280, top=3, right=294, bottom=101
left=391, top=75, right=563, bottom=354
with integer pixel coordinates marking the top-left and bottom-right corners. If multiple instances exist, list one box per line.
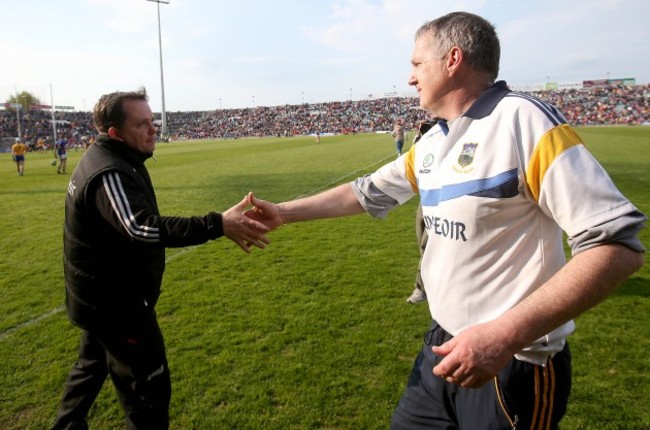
left=416, top=11, right=500, bottom=83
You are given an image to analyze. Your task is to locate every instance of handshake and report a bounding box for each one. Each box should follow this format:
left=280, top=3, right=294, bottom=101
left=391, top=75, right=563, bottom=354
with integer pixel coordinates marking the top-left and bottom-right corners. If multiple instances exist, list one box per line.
left=221, top=192, right=283, bottom=253
left=223, top=184, right=364, bottom=253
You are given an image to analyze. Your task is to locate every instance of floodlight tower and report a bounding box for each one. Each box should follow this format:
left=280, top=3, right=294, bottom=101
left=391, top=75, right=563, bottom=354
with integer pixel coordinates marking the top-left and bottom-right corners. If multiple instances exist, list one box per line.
left=146, top=0, right=169, bottom=138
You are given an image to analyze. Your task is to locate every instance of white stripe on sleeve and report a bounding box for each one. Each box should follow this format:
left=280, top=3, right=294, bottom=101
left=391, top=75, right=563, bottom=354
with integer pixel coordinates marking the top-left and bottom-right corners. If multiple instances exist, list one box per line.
left=102, top=172, right=160, bottom=242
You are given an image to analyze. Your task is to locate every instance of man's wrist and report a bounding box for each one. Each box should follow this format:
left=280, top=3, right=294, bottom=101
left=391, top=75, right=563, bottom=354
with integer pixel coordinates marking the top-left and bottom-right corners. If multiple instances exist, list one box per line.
left=207, top=212, right=224, bottom=239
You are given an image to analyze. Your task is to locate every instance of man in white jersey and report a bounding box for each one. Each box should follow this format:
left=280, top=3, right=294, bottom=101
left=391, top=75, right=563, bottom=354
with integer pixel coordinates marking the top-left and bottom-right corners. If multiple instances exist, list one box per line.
left=246, top=11, right=646, bottom=430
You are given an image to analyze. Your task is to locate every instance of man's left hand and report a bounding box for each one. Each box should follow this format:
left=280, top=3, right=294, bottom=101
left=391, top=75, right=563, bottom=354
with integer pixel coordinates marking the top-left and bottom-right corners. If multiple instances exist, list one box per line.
left=431, top=322, right=516, bottom=388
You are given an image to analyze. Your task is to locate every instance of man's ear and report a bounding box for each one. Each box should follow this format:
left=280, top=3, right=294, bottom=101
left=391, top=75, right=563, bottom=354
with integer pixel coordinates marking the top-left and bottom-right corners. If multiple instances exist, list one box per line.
left=446, top=46, right=463, bottom=75
left=107, top=127, right=123, bottom=141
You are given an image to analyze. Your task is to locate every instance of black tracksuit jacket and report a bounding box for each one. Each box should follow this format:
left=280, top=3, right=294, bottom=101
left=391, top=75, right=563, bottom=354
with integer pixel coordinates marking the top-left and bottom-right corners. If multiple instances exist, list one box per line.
left=63, top=135, right=224, bottom=329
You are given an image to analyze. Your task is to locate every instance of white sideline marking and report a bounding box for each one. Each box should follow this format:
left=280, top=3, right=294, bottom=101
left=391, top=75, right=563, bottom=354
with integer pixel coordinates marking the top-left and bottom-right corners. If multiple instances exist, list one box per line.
left=0, top=251, right=186, bottom=342
left=0, top=152, right=396, bottom=342
left=0, top=305, right=65, bottom=341
left=294, top=153, right=395, bottom=199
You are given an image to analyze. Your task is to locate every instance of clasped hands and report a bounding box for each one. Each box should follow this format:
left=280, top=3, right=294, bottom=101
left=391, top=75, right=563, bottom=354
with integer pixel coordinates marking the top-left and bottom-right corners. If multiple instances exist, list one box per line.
left=222, top=192, right=283, bottom=253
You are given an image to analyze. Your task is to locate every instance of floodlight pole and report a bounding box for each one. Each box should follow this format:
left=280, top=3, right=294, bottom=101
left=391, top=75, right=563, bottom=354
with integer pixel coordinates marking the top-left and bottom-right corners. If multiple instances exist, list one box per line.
left=16, top=105, right=21, bottom=139
left=147, top=0, right=169, bottom=138
left=50, top=83, right=58, bottom=143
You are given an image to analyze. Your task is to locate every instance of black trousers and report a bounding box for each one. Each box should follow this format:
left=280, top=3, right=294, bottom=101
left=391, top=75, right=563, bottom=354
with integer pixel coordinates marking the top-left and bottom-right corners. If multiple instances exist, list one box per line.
left=391, top=321, right=571, bottom=430
left=52, top=311, right=171, bottom=430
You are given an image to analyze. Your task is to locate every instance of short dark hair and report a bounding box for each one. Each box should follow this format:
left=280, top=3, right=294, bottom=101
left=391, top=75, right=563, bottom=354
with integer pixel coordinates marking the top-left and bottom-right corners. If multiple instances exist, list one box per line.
left=93, top=88, right=149, bottom=133
left=416, top=12, right=500, bottom=83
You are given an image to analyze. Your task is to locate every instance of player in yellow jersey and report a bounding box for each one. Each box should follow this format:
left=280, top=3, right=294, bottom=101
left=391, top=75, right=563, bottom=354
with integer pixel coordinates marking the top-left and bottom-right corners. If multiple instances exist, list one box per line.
left=11, top=137, right=28, bottom=176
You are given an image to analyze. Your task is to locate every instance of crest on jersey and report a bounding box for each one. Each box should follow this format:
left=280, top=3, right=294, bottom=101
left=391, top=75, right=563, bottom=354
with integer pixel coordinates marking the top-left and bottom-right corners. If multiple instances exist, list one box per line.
left=423, top=153, right=434, bottom=167
left=458, top=143, right=478, bottom=167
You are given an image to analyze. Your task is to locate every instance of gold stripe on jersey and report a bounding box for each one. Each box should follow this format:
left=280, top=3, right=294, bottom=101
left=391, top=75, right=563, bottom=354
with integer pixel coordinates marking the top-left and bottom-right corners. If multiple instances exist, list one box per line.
left=404, top=145, right=418, bottom=193
left=525, top=124, right=583, bottom=202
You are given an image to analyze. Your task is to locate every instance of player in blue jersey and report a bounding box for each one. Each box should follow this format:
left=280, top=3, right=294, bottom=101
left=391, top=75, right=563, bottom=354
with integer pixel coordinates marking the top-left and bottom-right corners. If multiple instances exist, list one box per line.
left=54, top=136, right=69, bottom=174
left=246, top=11, right=646, bottom=430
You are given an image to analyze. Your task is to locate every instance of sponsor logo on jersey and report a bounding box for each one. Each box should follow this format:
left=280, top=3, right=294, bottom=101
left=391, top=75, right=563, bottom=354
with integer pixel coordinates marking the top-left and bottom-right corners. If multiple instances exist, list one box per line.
left=454, top=142, right=478, bottom=173
left=420, top=153, right=434, bottom=174
left=423, top=215, right=467, bottom=241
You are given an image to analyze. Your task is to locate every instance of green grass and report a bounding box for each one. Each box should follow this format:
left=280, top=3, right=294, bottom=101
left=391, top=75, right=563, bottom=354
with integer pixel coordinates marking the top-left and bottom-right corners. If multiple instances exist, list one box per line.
left=0, top=128, right=648, bottom=429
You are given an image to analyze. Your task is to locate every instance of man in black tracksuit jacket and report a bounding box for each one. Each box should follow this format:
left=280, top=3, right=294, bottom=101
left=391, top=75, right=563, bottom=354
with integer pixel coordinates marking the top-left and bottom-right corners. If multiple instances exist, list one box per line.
left=52, top=89, right=270, bottom=430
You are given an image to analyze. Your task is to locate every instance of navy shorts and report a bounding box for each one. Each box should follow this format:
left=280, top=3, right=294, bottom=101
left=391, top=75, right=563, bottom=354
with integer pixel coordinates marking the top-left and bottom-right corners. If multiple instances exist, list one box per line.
left=391, top=321, right=571, bottom=430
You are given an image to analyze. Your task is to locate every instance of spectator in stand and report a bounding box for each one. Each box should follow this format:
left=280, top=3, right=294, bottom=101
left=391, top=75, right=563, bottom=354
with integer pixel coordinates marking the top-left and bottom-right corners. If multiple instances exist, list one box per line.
left=1, top=84, right=649, bottom=141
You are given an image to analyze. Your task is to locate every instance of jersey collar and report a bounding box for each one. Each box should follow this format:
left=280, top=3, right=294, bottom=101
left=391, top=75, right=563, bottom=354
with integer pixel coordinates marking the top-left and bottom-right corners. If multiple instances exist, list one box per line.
left=463, top=80, right=511, bottom=120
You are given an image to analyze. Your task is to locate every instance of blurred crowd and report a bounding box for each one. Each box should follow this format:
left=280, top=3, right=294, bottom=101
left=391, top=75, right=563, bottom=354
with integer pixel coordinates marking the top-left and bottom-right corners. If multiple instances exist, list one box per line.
left=2, top=84, right=648, bottom=147
left=166, top=97, right=424, bottom=140
left=0, top=110, right=95, bottom=150
left=527, top=85, right=650, bottom=126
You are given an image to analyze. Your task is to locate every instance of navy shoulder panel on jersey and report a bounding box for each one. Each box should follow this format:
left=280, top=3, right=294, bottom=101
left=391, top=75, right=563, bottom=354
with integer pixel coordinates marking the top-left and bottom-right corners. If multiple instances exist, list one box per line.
left=505, top=91, right=567, bottom=126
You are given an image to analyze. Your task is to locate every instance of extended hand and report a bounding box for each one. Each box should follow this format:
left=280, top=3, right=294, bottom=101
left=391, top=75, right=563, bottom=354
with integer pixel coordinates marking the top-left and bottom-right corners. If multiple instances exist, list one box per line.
left=244, top=192, right=285, bottom=231
left=222, top=194, right=271, bottom=253
left=431, top=322, right=516, bottom=388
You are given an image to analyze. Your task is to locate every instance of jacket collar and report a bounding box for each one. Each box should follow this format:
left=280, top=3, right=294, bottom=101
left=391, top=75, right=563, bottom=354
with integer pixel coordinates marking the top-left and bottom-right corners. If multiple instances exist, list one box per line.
left=94, top=134, right=152, bottom=165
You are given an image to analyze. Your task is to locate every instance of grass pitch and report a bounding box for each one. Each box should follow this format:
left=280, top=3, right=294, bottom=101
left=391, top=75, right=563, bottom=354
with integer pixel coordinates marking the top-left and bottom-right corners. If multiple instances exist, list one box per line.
left=0, top=128, right=648, bottom=429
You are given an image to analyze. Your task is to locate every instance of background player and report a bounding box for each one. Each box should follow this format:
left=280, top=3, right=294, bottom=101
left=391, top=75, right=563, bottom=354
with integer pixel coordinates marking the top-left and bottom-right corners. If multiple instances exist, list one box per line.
left=11, top=137, right=28, bottom=176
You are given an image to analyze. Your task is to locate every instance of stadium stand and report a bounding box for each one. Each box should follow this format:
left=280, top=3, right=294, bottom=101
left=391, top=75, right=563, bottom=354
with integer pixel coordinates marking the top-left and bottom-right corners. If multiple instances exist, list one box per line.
left=1, top=84, right=648, bottom=149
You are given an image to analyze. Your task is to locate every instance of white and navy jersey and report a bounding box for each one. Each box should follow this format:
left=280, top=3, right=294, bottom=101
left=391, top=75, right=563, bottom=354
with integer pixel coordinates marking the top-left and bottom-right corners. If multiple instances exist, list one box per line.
left=353, top=81, right=646, bottom=364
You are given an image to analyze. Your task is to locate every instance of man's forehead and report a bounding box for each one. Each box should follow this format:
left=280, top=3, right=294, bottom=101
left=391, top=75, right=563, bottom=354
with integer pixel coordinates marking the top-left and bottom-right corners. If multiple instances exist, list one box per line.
left=415, top=34, right=436, bottom=50
left=412, top=37, right=435, bottom=59
left=124, top=100, right=153, bottom=118
left=124, top=99, right=149, bottom=110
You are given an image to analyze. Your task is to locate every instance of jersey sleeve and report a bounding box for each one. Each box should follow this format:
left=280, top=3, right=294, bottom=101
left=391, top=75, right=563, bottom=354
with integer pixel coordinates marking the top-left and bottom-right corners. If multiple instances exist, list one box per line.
left=350, top=150, right=418, bottom=219
left=528, top=125, right=646, bottom=254
left=93, top=171, right=223, bottom=248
